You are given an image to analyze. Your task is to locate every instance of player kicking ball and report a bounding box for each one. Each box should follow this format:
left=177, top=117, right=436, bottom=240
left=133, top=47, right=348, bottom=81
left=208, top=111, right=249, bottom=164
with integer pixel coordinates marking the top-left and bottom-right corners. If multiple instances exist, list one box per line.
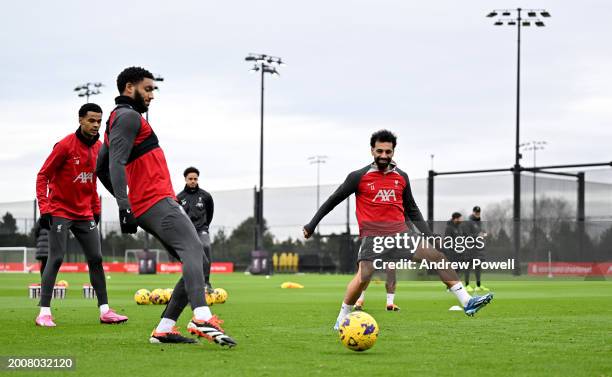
left=303, top=130, right=493, bottom=330
left=35, top=103, right=128, bottom=327
left=97, top=67, right=235, bottom=347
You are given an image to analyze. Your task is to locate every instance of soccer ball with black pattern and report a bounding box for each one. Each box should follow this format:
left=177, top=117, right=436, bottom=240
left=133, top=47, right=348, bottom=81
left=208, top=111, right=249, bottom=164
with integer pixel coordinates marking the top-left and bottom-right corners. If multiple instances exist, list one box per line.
left=213, top=288, right=228, bottom=304
left=205, top=292, right=215, bottom=306
left=134, top=289, right=151, bottom=305
left=150, top=289, right=167, bottom=305
left=338, top=311, right=379, bottom=351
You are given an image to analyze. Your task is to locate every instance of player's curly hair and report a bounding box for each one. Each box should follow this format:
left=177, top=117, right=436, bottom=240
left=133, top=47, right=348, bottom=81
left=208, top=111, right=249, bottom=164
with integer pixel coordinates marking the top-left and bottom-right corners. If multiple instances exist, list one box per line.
left=116, top=66, right=154, bottom=93
left=78, top=103, right=102, bottom=117
left=183, top=166, right=200, bottom=177
left=370, top=129, right=397, bottom=148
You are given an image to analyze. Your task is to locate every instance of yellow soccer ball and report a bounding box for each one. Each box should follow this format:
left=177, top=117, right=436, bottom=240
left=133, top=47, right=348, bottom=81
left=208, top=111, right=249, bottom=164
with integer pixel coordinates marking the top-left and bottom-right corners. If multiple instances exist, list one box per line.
left=57, top=280, right=69, bottom=288
left=213, top=288, right=228, bottom=304
left=134, top=289, right=151, bottom=305
left=161, top=289, right=171, bottom=303
left=164, top=288, right=173, bottom=301
left=338, top=311, right=379, bottom=352
left=205, top=292, right=215, bottom=306
left=150, top=288, right=167, bottom=305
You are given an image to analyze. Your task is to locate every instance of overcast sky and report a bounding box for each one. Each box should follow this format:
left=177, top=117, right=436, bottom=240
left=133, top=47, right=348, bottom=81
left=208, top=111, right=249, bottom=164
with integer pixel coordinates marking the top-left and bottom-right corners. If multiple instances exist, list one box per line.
left=1, top=0, right=610, bottom=203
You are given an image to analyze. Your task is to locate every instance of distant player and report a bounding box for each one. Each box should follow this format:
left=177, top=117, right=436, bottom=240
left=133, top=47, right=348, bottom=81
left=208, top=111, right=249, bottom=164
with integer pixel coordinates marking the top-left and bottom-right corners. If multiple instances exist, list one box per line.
left=444, top=212, right=464, bottom=263
left=461, top=206, right=489, bottom=292
left=354, top=268, right=401, bottom=312
left=177, top=166, right=215, bottom=293
left=303, top=130, right=493, bottom=329
left=35, top=103, right=128, bottom=327
left=96, top=67, right=235, bottom=346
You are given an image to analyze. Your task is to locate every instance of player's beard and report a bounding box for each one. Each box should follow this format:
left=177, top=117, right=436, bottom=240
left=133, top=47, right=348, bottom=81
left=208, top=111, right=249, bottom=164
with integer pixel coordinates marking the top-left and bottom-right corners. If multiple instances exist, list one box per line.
left=374, top=157, right=390, bottom=171
left=133, top=90, right=149, bottom=114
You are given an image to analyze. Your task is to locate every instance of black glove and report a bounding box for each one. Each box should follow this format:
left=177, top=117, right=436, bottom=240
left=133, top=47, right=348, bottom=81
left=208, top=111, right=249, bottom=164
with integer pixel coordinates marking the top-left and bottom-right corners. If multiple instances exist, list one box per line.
left=93, top=213, right=101, bottom=225
left=119, top=209, right=138, bottom=234
left=39, top=213, right=52, bottom=230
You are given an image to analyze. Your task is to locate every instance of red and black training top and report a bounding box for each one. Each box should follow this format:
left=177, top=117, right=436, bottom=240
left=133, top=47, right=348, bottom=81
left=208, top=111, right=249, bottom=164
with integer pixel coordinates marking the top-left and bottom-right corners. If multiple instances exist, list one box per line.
left=36, top=130, right=101, bottom=220
left=96, top=96, right=175, bottom=217
left=304, top=162, right=432, bottom=237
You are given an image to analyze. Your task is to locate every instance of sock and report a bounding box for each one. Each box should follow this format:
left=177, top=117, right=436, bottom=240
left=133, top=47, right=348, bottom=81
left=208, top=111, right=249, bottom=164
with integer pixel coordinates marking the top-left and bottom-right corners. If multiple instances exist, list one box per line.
left=39, top=307, right=51, bottom=316
left=99, top=304, right=110, bottom=315
left=356, top=291, right=365, bottom=303
left=155, top=318, right=176, bottom=333
left=450, top=282, right=471, bottom=307
left=193, top=306, right=212, bottom=321
left=337, top=302, right=353, bottom=321
left=386, top=293, right=395, bottom=306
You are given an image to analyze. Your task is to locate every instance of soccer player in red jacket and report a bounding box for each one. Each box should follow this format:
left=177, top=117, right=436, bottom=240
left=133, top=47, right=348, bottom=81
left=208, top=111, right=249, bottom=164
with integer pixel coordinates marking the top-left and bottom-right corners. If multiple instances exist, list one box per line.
left=303, top=130, right=493, bottom=329
left=35, top=103, right=128, bottom=327
left=96, top=67, right=235, bottom=346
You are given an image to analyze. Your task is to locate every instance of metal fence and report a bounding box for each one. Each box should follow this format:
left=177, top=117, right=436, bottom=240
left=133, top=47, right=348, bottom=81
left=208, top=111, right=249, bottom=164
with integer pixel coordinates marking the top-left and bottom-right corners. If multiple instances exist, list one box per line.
left=1, top=169, right=610, bottom=267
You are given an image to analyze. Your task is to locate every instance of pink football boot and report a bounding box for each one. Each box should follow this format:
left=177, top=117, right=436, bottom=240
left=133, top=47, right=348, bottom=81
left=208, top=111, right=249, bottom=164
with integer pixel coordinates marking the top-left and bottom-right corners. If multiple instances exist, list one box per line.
left=100, top=309, right=128, bottom=324
left=35, top=315, right=56, bottom=327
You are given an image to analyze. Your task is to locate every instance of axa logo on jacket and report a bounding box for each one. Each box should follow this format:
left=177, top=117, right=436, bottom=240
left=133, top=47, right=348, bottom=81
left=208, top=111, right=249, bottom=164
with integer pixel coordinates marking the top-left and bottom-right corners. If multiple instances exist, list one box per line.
left=372, top=189, right=398, bottom=202
left=73, top=172, right=94, bottom=183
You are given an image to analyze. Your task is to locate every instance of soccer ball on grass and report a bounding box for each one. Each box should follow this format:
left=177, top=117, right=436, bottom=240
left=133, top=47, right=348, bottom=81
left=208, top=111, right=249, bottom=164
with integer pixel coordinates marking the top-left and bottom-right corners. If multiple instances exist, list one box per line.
left=338, top=311, right=379, bottom=352
left=134, top=289, right=151, bottom=305
left=213, top=288, right=228, bottom=304
left=150, top=288, right=167, bottom=305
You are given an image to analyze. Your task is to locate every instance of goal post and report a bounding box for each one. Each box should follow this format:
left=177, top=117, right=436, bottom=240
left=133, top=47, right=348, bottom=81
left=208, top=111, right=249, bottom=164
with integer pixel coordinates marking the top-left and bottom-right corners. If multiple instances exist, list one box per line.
left=124, top=249, right=169, bottom=265
left=0, top=247, right=37, bottom=273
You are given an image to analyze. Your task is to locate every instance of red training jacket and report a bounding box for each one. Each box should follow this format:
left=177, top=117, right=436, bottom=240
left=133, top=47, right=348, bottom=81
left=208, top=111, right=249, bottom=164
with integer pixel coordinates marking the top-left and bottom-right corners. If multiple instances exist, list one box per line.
left=304, top=162, right=432, bottom=237
left=104, top=106, right=176, bottom=217
left=36, top=130, right=101, bottom=220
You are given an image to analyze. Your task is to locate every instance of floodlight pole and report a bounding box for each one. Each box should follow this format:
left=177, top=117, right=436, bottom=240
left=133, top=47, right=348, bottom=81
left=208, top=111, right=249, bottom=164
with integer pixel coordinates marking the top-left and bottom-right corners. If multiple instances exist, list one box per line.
left=245, top=53, right=284, bottom=251
left=488, top=7, right=551, bottom=275
left=521, top=140, right=547, bottom=257
left=259, top=64, right=265, bottom=251
left=512, top=7, right=523, bottom=276
left=308, top=155, right=328, bottom=235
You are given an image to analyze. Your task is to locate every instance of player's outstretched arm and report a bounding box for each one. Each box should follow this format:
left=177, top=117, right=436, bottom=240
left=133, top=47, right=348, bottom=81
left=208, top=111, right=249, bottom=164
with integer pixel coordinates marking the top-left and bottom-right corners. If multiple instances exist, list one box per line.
left=303, top=170, right=361, bottom=238
left=108, top=111, right=141, bottom=233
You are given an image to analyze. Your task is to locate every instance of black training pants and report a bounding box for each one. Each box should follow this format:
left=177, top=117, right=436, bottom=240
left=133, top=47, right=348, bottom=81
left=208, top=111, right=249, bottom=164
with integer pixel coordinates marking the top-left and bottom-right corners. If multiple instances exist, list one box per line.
left=137, top=198, right=208, bottom=321
left=40, top=217, right=108, bottom=307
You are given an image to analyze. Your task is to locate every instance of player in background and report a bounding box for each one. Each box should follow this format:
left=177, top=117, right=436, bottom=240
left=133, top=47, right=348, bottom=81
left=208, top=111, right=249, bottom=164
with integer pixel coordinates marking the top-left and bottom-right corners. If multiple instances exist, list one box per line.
left=177, top=166, right=215, bottom=293
left=444, top=212, right=464, bottom=262
left=96, top=67, right=235, bottom=346
left=461, top=206, right=489, bottom=292
left=35, top=103, right=128, bottom=327
left=354, top=268, right=400, bottom=311
left=303, top=130, right=493, bottom=329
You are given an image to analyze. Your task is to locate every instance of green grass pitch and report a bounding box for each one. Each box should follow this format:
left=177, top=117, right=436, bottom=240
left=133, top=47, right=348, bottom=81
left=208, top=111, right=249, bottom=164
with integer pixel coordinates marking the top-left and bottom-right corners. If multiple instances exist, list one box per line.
left=0, top=272, right=611, bottom=377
